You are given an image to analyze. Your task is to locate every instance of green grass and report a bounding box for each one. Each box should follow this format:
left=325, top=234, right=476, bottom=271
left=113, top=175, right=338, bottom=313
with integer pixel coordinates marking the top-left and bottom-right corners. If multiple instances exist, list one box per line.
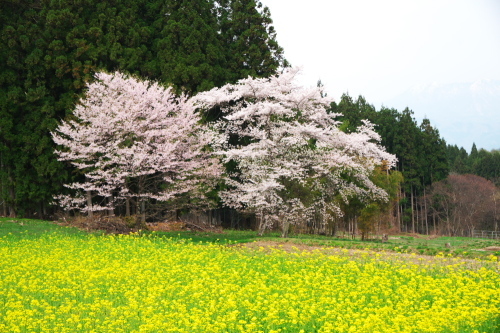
left=240, top=232, right=498, bottom=259
left=1, top=231, right=498, bottom=332
left=0, top=217, right=101, bottom=239
left=143, top=229, right=262, bottom=245
left=0, top=218, right=498, bottom=332
left=1, top=217, right=498, bottom=259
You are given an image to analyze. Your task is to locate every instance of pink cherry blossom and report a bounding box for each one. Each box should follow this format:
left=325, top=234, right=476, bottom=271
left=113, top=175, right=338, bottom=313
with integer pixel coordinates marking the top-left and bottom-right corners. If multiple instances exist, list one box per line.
left=52, top=72, right=222, bottom=216
left=194, top=67, right=397, bottom=234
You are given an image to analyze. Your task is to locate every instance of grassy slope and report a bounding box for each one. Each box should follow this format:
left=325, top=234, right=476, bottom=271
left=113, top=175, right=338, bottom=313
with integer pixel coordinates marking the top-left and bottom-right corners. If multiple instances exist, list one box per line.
left=0, top=217, right=100, bottom=239
left=0, top=217, right=498, bottom=259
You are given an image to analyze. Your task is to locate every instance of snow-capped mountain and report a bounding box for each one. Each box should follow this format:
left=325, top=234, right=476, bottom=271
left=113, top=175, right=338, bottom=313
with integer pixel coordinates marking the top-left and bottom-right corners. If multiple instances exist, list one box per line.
left=387, top=80, right=500, bottom=151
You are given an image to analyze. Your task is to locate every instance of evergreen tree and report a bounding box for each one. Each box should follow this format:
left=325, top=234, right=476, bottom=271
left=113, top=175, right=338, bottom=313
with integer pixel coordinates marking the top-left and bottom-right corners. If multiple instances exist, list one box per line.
left=0, top=0, right=286, bottom=217
left=470, top=142, right=478, bottom=159
left=0, top=0, right=165, bottom=216
left=469, top=149, right=500, bottom=186
left=156, top=0, right=228, bottom=94
left=335, top=94, right=363, bottom=132
left=393, top=108, right=421, bottom=189
left=453, top=147, right=470, bottom=174
left=373, top=107, right=400, bottom=154
left=217, top=0, right=286, bottom=82
left=446, top=145, right=460, bottom=172
left=0, top=0, right=71, bottom=216
left=448, top=143, right=500, bottom=185
left=419, top=118, right=449, bottom=185
left=468, top=142, right=479, bottom=172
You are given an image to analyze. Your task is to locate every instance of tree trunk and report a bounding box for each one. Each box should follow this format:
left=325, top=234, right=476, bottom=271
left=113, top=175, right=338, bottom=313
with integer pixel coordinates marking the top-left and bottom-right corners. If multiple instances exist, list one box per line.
left=108, top=196, right=114, bottom=216
left=411, top=189, right=415, bottom=233
left=125, top=197, right=130, bottom=217
left=8, top=180, right=16, bottom=218
left=423, top=187, right=429, bottom=235
left=257, top=211, right=267, bottom=236
left=397, top=186, right=403, bottom=232
left=352, top=217, right=357, bottom=239
left=432, top=211, right=436, bottom=235
left=415, top=193, right=419, bottom=233
left=0, top=153, right=5, bottom=216
left=281, top=219, right=290, bottom=238
left=86, top=191, right=93, bottom=218
left=140, top=200, right=146, bottom=223
left=493, top=193, right=498, bottom=232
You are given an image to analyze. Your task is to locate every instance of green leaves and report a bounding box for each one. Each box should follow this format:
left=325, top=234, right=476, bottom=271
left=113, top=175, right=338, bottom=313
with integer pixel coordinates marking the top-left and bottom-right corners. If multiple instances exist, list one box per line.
left=0, top=0, right=286, bottom=217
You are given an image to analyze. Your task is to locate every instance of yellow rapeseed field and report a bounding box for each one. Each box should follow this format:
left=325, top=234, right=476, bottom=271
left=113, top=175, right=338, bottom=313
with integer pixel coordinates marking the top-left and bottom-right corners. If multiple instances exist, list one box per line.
left=0, top=232, right=498, bottom=333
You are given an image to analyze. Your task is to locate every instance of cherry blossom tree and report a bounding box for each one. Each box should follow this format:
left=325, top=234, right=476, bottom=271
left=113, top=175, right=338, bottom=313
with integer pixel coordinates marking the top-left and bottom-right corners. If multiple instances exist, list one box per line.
left=194, top=67, right=397, bottom=235
left=52, top=72, right=222, bottom=219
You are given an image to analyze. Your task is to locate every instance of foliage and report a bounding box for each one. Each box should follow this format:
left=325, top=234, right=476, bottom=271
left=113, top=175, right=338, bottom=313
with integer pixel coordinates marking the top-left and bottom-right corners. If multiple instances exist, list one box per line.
left=0, top=231, right=498, bottom=332
left=333, top=94, right=449, bottom=233
left=0, top=218, right=92, bottom=238
left=340, top=164, right=404, bottom=239
left=194, top=68, right=396, bottom=235
left=357, top=203, right=380, bottom=239
left=426, top=174, right=499, bottom=236
left=216, top=0, right=287, bottom=83
left=156, top=0, right=228, bottom=94
left=0, top=0, right=285, bottom=218
left=448, top=144, right=500, bottom=186
left=52, top=72, right=222, bottom=216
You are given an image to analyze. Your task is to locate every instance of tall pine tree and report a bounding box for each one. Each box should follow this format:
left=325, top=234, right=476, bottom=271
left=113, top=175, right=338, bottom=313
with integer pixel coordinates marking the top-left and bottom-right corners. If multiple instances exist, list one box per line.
left=155, top=0, right=228, bottom=94
left=217, top=0, right=286, bottom=82
left=0, top=0, right=286, bottom=217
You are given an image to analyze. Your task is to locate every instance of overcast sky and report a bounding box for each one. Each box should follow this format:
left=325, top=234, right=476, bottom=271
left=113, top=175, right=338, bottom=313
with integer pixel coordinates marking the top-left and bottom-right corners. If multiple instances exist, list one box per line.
left=262, top=0, right=500, bottom=151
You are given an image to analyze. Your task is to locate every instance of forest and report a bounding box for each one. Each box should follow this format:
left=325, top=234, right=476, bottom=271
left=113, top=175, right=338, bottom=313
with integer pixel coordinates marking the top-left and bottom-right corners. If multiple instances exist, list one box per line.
left=1, top=0, right=499, bottom=237
left=332, top=95, right=500, bottom=237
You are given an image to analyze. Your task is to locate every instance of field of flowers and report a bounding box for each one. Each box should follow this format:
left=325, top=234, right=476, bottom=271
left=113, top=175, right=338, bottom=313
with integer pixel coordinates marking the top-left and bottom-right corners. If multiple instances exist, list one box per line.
left=0, top=231, right=498, bottom=333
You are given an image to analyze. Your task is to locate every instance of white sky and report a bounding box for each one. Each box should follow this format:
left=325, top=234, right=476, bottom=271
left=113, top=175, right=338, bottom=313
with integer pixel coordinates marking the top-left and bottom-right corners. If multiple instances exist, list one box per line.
left=262, top=0, right=500, bottom=150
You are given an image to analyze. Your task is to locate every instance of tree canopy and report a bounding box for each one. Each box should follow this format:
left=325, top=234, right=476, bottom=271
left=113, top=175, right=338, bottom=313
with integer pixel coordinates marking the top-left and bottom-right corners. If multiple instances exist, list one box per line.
left=0, top=0, right=285, bottom=217
left=332, top=93, right=449, bottom=233
left=52, top=72, right=222, bottom=219
left=194, top=68, right=396, bottom=235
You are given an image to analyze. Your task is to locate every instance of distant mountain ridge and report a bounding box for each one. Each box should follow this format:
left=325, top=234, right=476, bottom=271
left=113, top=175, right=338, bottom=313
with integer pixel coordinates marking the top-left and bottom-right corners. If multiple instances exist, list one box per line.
left=387, top=80, right=500, bottom=151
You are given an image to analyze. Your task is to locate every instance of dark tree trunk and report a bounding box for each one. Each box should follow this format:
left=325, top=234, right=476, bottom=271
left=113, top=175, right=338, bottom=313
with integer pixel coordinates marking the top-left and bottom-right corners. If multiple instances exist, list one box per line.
left=86, top=191, right=93, bottom=218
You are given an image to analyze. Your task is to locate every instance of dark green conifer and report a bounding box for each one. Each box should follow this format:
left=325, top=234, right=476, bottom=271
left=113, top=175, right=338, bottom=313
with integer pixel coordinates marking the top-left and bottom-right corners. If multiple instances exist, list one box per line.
left=0, top=0, right=287, bottom=216
left=217, top=0, right=287, bottom=82
left=156, top=0, right=228, bottom=94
